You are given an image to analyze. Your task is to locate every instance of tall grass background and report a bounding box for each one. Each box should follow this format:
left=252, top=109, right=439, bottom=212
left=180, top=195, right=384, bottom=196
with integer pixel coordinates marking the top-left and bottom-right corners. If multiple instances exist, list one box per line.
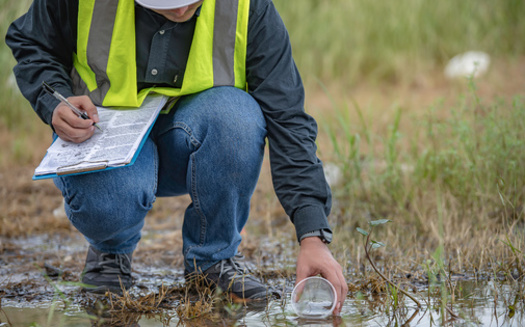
left=1, top=0, right=36, bottom=165
left=274, top=0, right=525, bottom=86
left=1, top=0, right=524, bottom=272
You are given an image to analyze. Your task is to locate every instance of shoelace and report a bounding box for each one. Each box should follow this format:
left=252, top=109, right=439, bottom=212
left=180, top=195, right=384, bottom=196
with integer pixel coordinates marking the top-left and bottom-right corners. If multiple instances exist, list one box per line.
left=218, top=257, right=259, bottom=284
left=97, top=253, right=131, bottom=275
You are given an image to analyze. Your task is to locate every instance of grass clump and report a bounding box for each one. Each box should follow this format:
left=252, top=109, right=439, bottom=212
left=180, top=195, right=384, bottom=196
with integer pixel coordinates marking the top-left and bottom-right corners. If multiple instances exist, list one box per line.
left=84, top=279, right=218, bottom=326
left=84, top=273, right=247, bottom=326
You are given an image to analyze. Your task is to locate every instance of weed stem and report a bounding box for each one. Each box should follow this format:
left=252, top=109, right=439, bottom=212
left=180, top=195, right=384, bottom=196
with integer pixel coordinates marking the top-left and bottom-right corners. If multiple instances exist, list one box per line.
left=364, top=232, right=422, bottom=308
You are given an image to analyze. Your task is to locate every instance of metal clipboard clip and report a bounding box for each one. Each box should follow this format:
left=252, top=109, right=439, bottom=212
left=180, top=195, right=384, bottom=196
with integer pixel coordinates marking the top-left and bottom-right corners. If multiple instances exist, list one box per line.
left=56, top=160, right=109, bottom=175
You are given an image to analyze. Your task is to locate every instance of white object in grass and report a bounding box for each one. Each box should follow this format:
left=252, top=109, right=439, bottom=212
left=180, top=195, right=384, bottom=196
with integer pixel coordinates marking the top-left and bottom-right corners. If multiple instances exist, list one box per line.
left=323, top=162, right=343, bottom=187
left=445, top=51, right=490, bottom=79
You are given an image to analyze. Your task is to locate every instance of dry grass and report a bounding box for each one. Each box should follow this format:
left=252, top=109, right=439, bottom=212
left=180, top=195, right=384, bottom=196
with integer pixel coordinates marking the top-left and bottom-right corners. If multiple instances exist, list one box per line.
left=84, top=274, right=238, bottom=326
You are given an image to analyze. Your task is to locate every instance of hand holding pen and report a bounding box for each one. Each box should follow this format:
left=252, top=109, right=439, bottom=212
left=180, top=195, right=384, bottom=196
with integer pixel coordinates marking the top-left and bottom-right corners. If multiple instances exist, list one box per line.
left=43, top=81, right=103, bottom=143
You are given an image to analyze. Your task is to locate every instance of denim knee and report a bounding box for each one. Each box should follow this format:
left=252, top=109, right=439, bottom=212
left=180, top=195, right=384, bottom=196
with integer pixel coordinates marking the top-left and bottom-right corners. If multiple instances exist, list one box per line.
left=191, top=88, right=266, bottom=153
left=156, top=86, right=267, bottom=146
left=194, top=88, right=267, bottom=187
left=153, top=86, right=267, bottom=195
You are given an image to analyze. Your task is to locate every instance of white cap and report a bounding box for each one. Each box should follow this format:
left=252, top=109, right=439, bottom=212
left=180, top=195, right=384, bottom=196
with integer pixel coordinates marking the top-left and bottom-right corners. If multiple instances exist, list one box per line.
left=135, top=0, right=201, bottom=10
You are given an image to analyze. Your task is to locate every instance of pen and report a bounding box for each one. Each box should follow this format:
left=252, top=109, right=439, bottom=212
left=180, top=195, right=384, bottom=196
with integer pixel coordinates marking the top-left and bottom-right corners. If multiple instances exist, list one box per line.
left=42, top=81, right=103, bottom=131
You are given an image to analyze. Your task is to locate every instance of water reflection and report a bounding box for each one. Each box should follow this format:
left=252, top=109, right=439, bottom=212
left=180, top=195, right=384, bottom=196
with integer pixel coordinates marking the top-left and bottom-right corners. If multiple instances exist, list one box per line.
left=295, top=316, right=344, bottom=327
left=1, top=280, right=524, bottom=326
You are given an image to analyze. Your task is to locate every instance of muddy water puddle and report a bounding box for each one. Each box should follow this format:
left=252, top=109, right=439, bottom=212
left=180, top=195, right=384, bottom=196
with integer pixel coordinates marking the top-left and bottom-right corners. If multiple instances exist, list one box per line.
left=1, top=235, right=524, bottom=326
left=1, top=280, right=524, bottom=326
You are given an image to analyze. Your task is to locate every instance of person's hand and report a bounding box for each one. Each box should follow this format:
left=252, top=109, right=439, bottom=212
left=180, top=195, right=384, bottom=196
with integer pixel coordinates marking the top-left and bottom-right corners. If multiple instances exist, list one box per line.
left=296, top=236, right=348, bottom=316
left=52, top=95, right=99, bottom=143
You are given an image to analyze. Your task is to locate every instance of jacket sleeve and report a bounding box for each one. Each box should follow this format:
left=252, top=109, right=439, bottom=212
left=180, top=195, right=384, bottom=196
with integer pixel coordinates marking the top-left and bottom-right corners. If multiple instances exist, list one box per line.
left=5, top=0, right=78, bottom=126
left=246, top=0, right=332, bottom=241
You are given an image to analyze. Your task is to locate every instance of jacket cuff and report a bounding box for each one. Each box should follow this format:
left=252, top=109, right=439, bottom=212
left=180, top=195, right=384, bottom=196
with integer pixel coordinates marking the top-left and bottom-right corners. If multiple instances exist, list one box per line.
left=292, top=206, right=332, bottom=242
left=39, top=94, right=58, bottom=126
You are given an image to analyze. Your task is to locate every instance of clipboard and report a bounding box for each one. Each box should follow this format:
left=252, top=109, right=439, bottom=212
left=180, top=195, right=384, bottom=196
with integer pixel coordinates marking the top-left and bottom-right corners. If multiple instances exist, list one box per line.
left=32, top=94, right=168, bottom=180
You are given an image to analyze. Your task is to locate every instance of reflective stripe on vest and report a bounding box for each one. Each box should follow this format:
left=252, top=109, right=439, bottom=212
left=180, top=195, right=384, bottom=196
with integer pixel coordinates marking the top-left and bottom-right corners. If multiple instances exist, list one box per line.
left=71, top=0, right=249, bottom=107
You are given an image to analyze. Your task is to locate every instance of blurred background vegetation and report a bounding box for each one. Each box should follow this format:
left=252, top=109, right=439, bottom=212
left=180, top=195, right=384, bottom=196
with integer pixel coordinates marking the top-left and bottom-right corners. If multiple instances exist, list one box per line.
left=274, top=0, right=525, bottom=86
left=1, top=0, right=525, bottom=266
left=2, top=0, right=524, bottom=128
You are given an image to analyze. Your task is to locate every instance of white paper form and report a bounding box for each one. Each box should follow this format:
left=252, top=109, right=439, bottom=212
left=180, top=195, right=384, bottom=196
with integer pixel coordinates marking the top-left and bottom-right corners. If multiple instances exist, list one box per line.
left=34, top=95, right=167, bottom=177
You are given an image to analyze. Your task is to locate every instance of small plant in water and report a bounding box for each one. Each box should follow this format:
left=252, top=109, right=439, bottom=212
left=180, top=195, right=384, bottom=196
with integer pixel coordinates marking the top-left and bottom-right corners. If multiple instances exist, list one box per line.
left=501, top=235, right=524, bottom=278
left=356, top=219, right=422, bottom=308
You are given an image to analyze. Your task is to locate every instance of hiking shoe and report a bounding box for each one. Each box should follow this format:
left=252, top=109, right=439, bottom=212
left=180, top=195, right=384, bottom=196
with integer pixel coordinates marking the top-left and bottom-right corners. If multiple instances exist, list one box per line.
left=81, top=246, right=133, bottom=295
left=187, top=254, right=280, bottom=302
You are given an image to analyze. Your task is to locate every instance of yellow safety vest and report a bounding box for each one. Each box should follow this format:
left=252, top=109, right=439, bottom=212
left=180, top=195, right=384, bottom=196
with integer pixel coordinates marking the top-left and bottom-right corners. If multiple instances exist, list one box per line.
left=71, top=0, right=249, bottom=107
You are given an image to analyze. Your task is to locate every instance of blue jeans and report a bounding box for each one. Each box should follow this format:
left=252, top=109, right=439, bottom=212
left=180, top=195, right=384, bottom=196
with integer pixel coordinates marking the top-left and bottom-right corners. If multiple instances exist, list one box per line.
left=54, top=87, right=267, bottom=272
